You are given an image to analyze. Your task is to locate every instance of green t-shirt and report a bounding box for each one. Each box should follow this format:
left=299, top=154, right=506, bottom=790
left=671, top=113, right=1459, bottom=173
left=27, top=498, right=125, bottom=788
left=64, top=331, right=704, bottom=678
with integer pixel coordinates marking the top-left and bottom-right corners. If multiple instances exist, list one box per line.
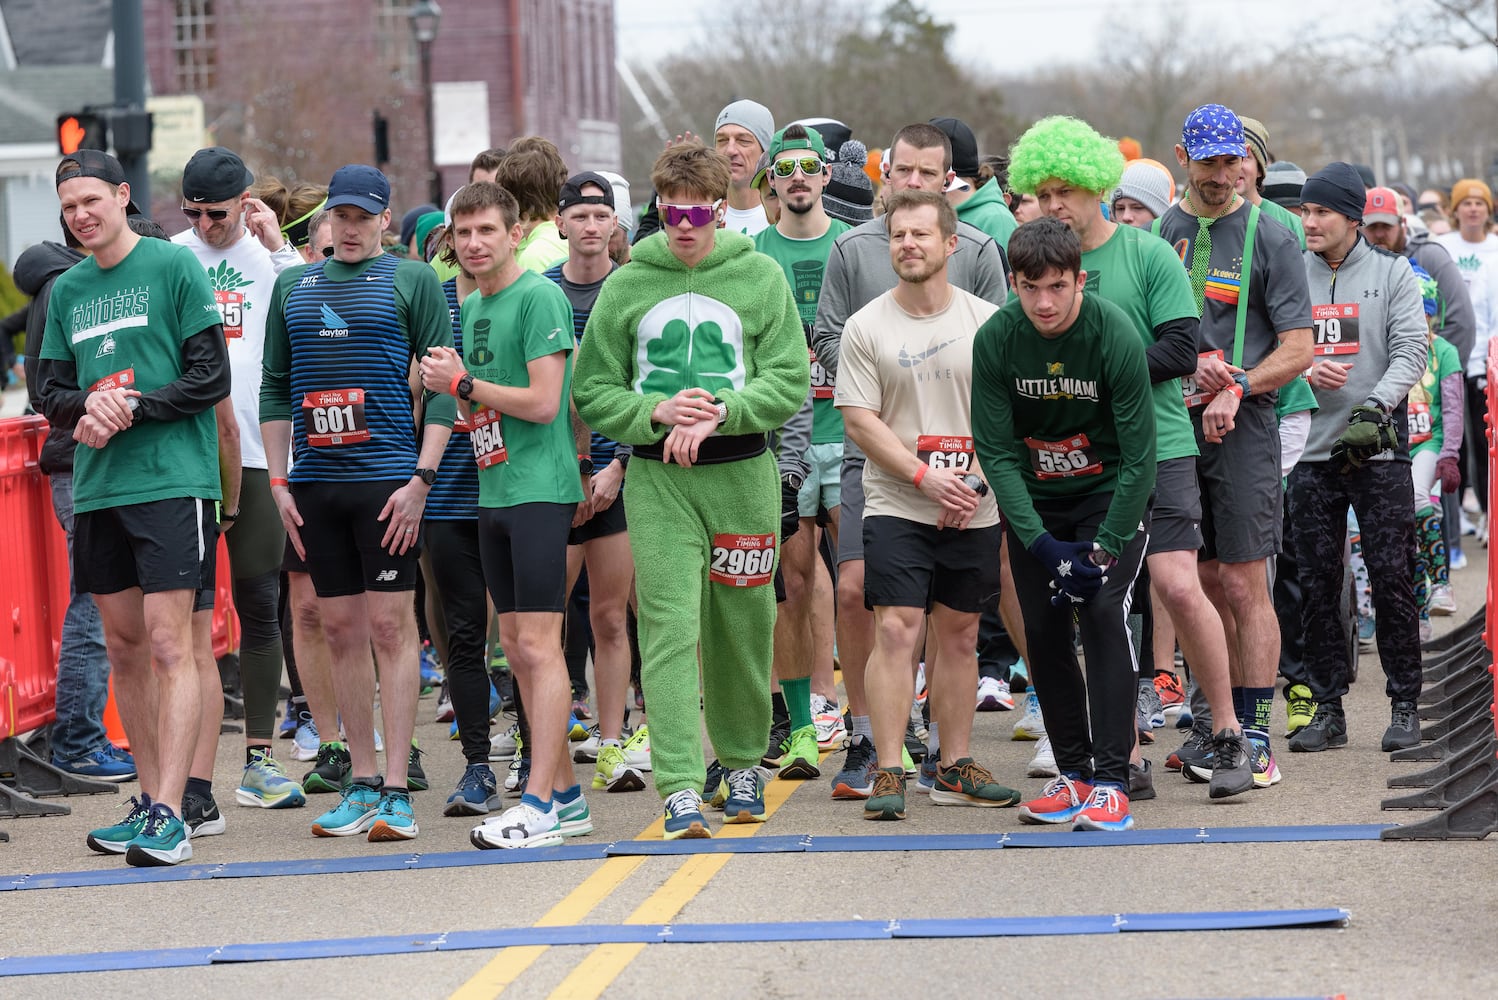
left=462, top=269, right=584, bottom=508
left=1274, top=372, right=1318, bottom=419
left=516, top=221, right=568, bottom=274
left=754, top=220, right=850, bottom=443
left=40, top=237, right=222, bottom=513
left=971, top=292, right=1157, bottom=556
left=1081, top=224, right=1199, bottom=462
left=1410, top=334, right=1461, bottom=457
left=1260, top=198, right=1306, bottom=250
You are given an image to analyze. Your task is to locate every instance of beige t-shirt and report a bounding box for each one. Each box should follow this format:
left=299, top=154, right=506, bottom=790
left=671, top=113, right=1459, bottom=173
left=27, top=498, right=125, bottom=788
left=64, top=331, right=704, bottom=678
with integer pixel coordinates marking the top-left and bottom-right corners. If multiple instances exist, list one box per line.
left=836, top=286, right=1001, bottom=527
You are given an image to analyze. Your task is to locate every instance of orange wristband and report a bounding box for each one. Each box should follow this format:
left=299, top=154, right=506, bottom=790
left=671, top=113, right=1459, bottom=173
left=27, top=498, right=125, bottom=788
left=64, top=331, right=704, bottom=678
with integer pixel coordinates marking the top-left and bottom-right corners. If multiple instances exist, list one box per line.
left=913, top=464, right=928, bottom=487
left=449, top=371, right=465, bottom=397
left=1225, top=383, right=1244, bottom=400
left=270, top=477, right=289, bottom=488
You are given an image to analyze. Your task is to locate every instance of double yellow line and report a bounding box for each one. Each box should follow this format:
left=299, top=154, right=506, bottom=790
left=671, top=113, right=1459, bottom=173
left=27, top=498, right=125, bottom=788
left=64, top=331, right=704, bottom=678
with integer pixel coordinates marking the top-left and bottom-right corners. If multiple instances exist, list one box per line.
left=450, top=767, right=817, bottom=999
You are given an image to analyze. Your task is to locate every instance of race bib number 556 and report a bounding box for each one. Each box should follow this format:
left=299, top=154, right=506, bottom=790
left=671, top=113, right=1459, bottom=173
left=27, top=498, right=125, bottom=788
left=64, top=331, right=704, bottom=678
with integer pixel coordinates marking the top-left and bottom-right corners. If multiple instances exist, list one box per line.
left=709, top=533, right=776, bottom=587
left=1025, top=433, right=1102, bottom=480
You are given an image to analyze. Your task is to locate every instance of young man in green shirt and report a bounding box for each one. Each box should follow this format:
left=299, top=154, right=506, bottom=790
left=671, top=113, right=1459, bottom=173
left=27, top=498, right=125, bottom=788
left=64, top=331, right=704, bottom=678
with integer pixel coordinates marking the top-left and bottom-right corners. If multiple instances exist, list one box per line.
left=971, top=217, right=1157, bottom=832
left=419, top=182, right=589, bottom=848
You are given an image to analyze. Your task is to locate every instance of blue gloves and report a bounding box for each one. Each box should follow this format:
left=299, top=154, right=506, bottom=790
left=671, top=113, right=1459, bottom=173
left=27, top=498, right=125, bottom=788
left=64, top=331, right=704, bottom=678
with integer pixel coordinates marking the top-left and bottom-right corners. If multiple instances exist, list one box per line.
left=1027, top=532, right=1113, bottom=606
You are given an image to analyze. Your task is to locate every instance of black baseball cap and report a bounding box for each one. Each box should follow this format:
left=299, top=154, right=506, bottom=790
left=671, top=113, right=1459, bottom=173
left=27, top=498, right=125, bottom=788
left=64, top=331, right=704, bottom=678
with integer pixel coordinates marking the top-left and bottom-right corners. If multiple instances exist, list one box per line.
left=182, top=146, right=254, bottom=203
left=928, top=116, right=980, bottom=178
left=558, top=171, right=615, bottom=211
left=55, top=149, right=142, bottom=214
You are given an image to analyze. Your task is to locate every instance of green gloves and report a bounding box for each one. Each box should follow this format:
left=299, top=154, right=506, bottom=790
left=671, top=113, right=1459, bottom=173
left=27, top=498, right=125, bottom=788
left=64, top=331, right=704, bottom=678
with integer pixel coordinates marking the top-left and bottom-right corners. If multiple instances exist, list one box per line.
left=1331, top=403, right=1398, bottom=471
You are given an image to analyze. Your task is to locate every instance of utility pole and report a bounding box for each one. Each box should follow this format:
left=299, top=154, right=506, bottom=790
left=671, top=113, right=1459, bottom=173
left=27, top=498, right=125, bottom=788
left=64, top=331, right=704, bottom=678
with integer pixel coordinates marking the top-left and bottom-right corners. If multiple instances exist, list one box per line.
left=112, top=0, right=152, bottom=207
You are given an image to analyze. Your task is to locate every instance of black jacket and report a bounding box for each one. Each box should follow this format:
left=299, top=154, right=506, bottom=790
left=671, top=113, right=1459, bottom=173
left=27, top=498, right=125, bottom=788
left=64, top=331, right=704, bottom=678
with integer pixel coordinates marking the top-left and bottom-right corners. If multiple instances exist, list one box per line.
left=16, top=241, right=87, bottom=474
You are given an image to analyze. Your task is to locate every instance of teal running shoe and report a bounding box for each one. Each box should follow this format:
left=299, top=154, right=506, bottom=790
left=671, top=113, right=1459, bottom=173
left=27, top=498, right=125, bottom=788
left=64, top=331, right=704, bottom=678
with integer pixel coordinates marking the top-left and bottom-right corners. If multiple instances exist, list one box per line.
left=86, top=794, right=152, bottom=854
left=311, top=782, right=380, bottom=837
left=125, top=803, right=193, bottom=867
left=367, top=789, right=419, bottom=841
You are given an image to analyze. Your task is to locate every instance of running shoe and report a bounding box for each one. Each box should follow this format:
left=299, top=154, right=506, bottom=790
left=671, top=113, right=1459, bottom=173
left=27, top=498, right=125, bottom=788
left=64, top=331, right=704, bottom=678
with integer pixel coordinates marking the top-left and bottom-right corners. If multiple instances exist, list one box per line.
left=1166, top=721, right=1213, bottom=772
left=914, top=662, right=928, bottom=704
left=1246, top=727, right=1282, bottom=786
left=181, top=788, right=226, bottom=837
left=505, top=754, right=530, bottom=797
left=301, top=741, right=351, bottom=793
left=1009, top=657, right=1029, bottom=688
left=125, top=803, right=193, bottom=867
left=490, top=723, right=520, bottom=761
left=435, top=680, right=454, bottom=723
left=1129, top=758, right=1155, bottom=801
left=311, top=783, right=381, bottom=837
left=777, top=725, right=821, bottom=780
left=292, top=713, right=320, bottom=762
left=1381, top=701, right=1421, bottom=752
left=1018, top=776, right=1094, bottom=825
left=1285, top=684, right=1316, bottom=736
left=723, top=767, right=767, bottom=823
left=406, top=742, right=428, bottom=791
left=419, top=644, right=441, bottom=697
left=1072, top=785, right=1134, bottom=832
left=573, top=724, right=603, bottom=763
left=864, top=767, right=907, bottom=820
left=976, top=675, right=1014, bottom=711
left=1357, top=614, right=1376, bottom=647
left=761, top=717, right=792, bottom=768
left=1154, top=671, right=1187, bottom=724
left=571, top=696, right=592, bottom=720
left=812, top=695, right=846, bottom=749
left=1450, top=548, right=1468, bottom=571
left=1011, top=692, right=1046, bottom=740
left=55, top=746, right=136, bottom=782
left=908, top=699, right=928, bottom=743
left=705, top=759, right=726, bottom=808
left=621, top=725, right=652, bottom=771
left=1419, top=616, right=1434, bottom=644
left=914, top=750, right=939, bottom=794
left=449, top=720, right=460, bottom=741
left=557, top=793, right=593, bottom=837
left=1188, top=729, right=1253, bottom=798
left=471, top=801, right=563, bottom=849
left=1287, top=703, right=1347, bottom=753
left=487, top=678, right=502, bottom=719
left=444, top=763, right=499, bottom=817
left=278, top=696, right=299, bottom=738
left=368, top=789, right=419, bottom=841
left=87, top=795, right=152, bottom=854
left=663, top=788, right=711, bottom=840
left=568, top=712, right=588, bottom=741
left=831, top=736, right=876, bottom=799
left=901, top=742, right=918, bottom=777
left=236, top=747, right=307, bottom=809
left=593, top=743, right=646, bottom=792
left=1429, top=584, right=1456, bottom=616
left=1027, top=735, right=1059, bottom=778
left=930, top=757, right=1021, bottom=807
left=1137, top=676, right=1165, bottom=732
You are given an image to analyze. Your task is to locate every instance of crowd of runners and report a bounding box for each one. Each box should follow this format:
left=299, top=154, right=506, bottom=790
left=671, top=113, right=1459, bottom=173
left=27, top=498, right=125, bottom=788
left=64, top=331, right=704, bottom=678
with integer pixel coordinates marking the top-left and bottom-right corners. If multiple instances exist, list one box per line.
left=15, top=96, right=1493, bottom=865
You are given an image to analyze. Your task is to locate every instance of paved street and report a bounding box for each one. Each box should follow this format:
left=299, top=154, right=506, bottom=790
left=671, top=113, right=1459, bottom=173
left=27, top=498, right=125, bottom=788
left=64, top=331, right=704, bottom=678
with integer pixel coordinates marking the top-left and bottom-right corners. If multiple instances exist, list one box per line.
left=3, top=515, right=1496, bottom=998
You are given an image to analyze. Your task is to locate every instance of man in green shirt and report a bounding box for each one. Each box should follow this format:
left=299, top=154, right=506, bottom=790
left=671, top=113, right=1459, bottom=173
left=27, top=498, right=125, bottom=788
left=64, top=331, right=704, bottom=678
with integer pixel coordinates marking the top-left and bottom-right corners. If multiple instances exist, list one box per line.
left=419, top=182, right=588, bottom=849
left=37, top=150, right=231, bottom=866
left=971, top=217, right=1156, bottom=832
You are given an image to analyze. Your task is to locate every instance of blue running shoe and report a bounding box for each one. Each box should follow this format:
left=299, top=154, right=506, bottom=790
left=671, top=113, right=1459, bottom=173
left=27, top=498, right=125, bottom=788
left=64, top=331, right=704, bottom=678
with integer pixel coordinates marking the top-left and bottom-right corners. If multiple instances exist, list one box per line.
left=368, top=789, right=419, bottom=841
left=126, top=802, right=193, bottom=867
left=55, top=746, right=137, bottom=782
left=723, top=767, right=766, bottom=823
left=292, top=712, right=320, bottom=762
left=663, top=788, right=711, bottom=840
left=236, top=747, right=307, bottom=809
left=914, top=748, right=939, bottom=794
left=444, top=763, right=499, bottom=817
left=568, top=712, right=588, bottom=741
left=830, top=736, right=877, bottom=800
left=278, top=696, right=298, bottom=738
left=311, top=782, right=380, bottom=837
left=87, top=794, right=151, bottom=854
left=489, top=680, right=502, bottom=720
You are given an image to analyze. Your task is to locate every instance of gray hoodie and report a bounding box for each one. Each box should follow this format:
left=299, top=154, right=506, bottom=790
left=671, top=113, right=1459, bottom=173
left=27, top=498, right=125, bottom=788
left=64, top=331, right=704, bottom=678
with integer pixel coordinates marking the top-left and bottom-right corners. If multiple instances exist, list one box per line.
left=1301, top=236, right=1429, bottom=463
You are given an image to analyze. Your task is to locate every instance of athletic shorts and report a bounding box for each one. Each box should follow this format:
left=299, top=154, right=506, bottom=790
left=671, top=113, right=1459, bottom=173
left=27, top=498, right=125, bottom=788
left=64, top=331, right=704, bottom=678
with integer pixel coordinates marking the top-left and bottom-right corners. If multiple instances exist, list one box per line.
left=479, top=502, right=575, bottom=614
left=292, top=480, right=421, bottom=598
left=837, top=452, right=866, bottom=564
left=568, top=493, right=627, bottom=545
left=281, top=536, right=308, bottom=575
left=1194, top=399, right=1282, bottom=563
left=797, top=441, right=843, bottom=518
left=862, top=515, right=1002, bottom=613
left=75, top=497, right=216, bottom=599
left=1146, top=456, right=1204, bottom=556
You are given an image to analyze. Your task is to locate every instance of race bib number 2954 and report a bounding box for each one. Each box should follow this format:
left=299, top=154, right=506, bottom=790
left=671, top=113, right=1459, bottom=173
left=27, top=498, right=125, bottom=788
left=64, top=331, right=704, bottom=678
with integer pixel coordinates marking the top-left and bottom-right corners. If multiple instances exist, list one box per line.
left=709, top=533, right=776, bottom=587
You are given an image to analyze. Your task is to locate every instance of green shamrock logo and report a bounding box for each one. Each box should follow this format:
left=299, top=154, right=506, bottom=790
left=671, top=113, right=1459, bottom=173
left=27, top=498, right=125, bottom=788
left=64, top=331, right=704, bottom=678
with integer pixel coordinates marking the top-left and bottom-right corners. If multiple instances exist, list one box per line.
left=209, top=259, right=254, bottom=292
left=640, top=318, right=738, bottom=397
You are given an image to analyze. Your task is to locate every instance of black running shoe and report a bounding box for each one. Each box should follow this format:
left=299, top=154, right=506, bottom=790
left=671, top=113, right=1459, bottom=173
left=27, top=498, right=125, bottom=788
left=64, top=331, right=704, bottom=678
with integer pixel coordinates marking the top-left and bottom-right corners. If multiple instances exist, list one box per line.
left=406, top=741, right=428, bottom=791
left=301, top=741, right=352, bottom=793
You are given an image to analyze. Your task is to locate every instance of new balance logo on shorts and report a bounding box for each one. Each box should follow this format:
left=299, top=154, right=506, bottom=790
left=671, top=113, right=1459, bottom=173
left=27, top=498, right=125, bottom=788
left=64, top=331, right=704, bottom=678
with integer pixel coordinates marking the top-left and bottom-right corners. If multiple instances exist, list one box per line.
left=375, top=570, right=398, bottom=582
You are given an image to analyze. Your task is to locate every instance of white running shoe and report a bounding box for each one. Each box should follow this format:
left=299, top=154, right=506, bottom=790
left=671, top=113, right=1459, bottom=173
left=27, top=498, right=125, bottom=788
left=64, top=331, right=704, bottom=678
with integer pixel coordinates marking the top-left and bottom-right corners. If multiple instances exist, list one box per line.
left=976, top=676, right=1015, bottom=711
left=1027, top=735, right=1058, bottom=778
left=572, top=724, right=603, bottom=763
left=1429, top=584, right=1456, bottom=616
left=621, top=725, right=652, bottom=771
left=470, top=801, right=563, bottom=849
left=813, top=696, right=847, bottom=749
left=489, top=723, right=519, bottom=761
left=1012, top=692, right=1047, bottom=740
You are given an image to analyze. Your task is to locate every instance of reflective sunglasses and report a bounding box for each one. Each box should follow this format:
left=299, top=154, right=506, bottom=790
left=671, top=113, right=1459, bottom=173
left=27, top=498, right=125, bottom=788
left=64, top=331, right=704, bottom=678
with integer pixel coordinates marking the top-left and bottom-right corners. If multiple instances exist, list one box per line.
left=182, top=206, right=231, bottom=221
left=771, top=156, right=825, bottom=178
left=658, top=202, right=717, bottom=227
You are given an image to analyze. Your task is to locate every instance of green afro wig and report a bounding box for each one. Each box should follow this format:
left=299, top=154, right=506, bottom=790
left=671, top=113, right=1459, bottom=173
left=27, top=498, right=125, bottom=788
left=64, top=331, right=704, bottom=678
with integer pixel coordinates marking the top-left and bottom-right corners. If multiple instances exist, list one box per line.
left=1007, top=116, right=1126, bottom=196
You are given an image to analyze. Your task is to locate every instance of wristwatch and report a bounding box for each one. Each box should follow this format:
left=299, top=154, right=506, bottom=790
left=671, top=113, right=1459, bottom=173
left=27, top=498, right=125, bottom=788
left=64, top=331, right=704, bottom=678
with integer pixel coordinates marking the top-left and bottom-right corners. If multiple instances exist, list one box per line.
left=414, top=467, right=437, bottom=486
left=456, top=373, right=474, bottom=400
left=1231, top=372, right=1250, bottom=397
left=713, top=400, right=728, bottom=426
left=221, top=508, right=240, bottom=522
left=579, top=457, right=595, bottom=475
left=782, top=471, right=805, bottom=492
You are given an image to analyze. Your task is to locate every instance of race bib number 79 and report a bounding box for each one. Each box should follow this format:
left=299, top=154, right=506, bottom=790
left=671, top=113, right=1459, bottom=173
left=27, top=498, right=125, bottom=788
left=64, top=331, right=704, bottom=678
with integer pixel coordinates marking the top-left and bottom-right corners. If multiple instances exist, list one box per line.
left=1312, top=303, right=1360, bottom=356
left=709, top=533, right=776, bottom=587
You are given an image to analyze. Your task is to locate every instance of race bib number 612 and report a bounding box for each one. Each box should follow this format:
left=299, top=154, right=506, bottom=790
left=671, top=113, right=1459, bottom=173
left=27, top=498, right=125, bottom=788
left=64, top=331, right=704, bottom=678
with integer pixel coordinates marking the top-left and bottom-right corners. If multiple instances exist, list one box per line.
left=709, top=533, right=776, bottom=587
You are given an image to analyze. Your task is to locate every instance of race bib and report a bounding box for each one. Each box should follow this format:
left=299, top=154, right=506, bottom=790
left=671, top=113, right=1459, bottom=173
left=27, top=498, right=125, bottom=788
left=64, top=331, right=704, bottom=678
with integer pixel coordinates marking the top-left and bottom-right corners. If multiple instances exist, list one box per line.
left=1408, top=400, right=1432, bottom=445
left=302, top=388, right=370, bottom=447
left=90, top=368, right=136, bottom=392
left=1026, top=433, right=1103, bottom=480
left=916, top=435, right=974, bottom=472
left=809, top=349, right=834, bottom=400
left=709, top=533, right=776, bottom=587
left=1182, top=350, right=1223, bottom=409
left=214, top=289, right=244, bottom=340
left=469, top=406, right=507, bottom=468
left=1312, top=303, right=1360, bottom=356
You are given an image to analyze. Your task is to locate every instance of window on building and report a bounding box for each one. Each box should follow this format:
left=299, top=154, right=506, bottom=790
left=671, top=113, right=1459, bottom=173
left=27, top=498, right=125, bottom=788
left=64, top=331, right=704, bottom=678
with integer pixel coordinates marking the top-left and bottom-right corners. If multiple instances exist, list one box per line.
left=173, top=0, right=217, bottom=92
left=375, top=0, right=419, bottom=82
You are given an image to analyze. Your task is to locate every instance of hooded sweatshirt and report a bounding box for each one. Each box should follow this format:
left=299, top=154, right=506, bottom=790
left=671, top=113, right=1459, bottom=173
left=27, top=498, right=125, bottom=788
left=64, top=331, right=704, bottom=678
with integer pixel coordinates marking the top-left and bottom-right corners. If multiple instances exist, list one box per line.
left=1403, top=230, right=1476, bottom=367
left=1301, top=235, right=1429, bottom=463
left=18, top=241, right=87, bottom=474
left=956, top=177, right=1019, bottom=251
left=572, top=229, right=808, bottom=456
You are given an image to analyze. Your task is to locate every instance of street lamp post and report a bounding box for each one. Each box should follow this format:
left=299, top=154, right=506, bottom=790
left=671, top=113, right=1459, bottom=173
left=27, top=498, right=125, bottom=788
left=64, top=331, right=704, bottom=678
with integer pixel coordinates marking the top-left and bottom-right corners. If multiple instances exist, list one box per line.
left=409, top=1, right=443, bottom=206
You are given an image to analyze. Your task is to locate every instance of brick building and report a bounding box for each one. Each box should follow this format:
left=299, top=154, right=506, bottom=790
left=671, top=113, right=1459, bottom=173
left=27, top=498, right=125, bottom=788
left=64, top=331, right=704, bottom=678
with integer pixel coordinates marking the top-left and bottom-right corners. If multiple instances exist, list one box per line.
left=141, top=0, right=620, bottom=219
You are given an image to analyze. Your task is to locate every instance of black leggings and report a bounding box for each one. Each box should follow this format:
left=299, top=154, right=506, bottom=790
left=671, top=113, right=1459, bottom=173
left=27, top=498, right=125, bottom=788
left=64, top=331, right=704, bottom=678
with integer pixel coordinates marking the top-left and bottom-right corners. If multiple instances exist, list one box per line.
left=426, top=518, right=492, bottom=764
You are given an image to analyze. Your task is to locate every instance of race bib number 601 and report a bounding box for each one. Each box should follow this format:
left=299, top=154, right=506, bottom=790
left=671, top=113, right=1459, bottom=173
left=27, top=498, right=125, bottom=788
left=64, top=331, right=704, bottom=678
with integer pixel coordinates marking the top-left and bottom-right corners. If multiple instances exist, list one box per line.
left=709, top=533, right=776, bottom=587
left=302, top=388, right=370, bottom=447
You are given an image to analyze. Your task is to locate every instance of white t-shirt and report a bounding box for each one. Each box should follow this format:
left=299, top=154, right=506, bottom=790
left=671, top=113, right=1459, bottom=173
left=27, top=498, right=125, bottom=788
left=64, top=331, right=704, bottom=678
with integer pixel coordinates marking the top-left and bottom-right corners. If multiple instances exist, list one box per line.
left=1434, top=231, right=1498, bottom=373
left=172, top=228, right=303, bottom=468
left=722, top=203, right=769, bottom=237
left=836, top=286, right=1001, bottom=527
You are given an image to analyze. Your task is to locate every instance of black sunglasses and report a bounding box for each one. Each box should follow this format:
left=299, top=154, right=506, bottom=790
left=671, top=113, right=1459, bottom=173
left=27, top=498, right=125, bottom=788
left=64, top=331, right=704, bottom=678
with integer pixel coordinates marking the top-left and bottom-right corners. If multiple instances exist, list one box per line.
left=182, top=206, right=231, bottom=221
left=319, top=246, right=335, bottom=258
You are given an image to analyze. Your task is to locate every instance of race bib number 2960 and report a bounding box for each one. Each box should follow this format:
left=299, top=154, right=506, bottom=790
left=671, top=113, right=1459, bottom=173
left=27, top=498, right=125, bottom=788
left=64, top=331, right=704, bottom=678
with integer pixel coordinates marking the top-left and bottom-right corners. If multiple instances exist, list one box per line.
left=709, top=533, right=776, bottom=587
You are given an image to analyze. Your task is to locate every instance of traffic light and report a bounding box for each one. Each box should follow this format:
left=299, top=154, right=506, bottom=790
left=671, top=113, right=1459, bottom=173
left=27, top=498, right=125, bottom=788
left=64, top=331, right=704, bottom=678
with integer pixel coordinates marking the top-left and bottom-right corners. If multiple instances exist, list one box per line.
left=57, top=111, right=108, bottom=155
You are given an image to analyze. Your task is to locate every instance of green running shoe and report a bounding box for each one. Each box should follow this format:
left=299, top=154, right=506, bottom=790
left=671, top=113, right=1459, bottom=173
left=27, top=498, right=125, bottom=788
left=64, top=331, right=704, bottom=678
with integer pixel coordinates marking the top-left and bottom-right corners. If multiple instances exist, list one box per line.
left=930, top=757, right=1021, bottom=807
left=125, top=803, right=193, bottom=867
left=864, top=767, right=907, bottom=821
left=777, top=724, right=821, bottom=780
left=87, top=794, right=152, bottom=854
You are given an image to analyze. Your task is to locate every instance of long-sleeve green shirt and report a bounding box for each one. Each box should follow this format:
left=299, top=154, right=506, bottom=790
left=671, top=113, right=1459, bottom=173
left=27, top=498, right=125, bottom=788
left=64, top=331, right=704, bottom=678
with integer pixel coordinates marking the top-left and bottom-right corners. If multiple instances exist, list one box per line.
left=971, top=292, right=1156, bottom=556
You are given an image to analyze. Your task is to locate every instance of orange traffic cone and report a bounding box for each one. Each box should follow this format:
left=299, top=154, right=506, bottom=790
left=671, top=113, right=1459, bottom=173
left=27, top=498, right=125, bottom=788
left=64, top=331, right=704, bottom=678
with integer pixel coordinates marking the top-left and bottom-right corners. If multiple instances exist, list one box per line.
left=103, top=674, right=130, bottom=751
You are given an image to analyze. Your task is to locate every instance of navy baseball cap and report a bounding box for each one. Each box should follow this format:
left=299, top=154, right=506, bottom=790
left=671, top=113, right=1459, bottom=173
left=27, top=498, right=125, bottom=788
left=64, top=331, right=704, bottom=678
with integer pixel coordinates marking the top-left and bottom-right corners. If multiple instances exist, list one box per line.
left=1181, top=104, right=1246, bottom=161
left=325, top=164, right=391, bottom=214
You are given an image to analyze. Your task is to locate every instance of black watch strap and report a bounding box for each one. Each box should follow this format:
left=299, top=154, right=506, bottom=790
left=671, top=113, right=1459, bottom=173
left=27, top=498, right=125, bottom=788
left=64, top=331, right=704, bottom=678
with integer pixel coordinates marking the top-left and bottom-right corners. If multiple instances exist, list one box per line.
left=414, top=467, right=437, bottom=486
